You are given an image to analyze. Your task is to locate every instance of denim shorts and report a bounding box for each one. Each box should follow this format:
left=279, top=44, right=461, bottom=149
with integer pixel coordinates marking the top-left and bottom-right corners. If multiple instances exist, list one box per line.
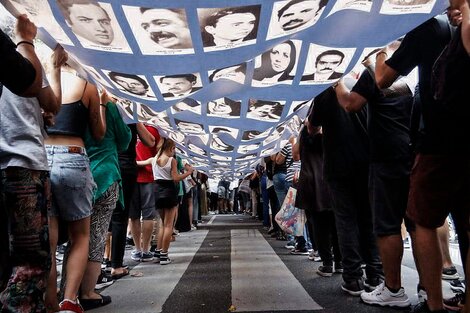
left=46, top=145, right=95, bottom=221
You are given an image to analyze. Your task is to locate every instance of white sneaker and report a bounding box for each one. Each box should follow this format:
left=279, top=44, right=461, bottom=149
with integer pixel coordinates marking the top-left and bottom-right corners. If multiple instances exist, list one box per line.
left=360, top=282, right=410, bottom=308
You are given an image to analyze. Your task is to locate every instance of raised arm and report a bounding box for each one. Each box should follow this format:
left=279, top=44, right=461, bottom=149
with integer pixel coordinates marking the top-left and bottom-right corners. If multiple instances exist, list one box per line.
left=38, top=45, right=67, bottom=115
left=136, top=157, right=154, bottom=167
left=458, top=0, right=470, bottom=53
left=136, top=123, right=156, bottom=147
left=171, top=158, right=193, bottom=182
left=375, top=48, right=400, bottom=89
left=84, top=83, right=106, bottom=141
left=334, top=79, right=367, bottom=112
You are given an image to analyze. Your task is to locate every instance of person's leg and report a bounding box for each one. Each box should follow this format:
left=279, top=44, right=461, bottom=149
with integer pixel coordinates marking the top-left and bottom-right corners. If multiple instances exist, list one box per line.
left=157, top=209, right=165, bottom=253
left=45, top=216, right=60, bottom=312
left=312, top=211, right=334, bottom=266
left=63, top=217, right=90, bottom=301
left=160, top=206, right=178, bottom=264
left=438, top=220, right=455, bottom=269
left=268, top=187, right=280, bottom=232
left=80, top=183, right=118, bottom=299
left=141, top=219, right=154, bottom=253
left=273, top=173, right=287, bottom=207
left=0, top=169, right=51, bottom=312
left=130, top=218, right=142, bottom=252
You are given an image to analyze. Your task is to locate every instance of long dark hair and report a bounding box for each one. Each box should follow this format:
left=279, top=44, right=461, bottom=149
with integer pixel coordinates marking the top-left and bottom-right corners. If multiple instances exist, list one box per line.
left=253, top=40, right=296, bottom=82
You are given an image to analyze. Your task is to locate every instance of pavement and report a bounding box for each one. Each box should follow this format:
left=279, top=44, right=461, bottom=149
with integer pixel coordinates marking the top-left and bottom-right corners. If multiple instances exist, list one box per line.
left=88, top=214, right=462, bottom=313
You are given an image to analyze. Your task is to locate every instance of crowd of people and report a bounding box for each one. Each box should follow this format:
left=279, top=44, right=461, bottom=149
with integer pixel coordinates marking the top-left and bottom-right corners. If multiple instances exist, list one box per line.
left=0, top=0, right=469, bottom=312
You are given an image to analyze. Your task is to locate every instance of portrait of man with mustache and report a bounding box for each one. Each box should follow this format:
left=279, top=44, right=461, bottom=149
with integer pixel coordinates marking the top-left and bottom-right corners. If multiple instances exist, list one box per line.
left=277, top=0, right=328, bottom=32
left=301, top=49, right=345, bottom=82
left=139, top=7, right=193, bottom=50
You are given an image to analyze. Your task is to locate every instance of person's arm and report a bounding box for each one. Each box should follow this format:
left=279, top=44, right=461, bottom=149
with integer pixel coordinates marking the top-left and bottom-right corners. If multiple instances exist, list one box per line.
left=171, top=158, right=193, bottom=182
left=85, top=83, right=106, bottom=141
left=458, top=0, right=470, bottom=54
left=374, top=47, right=400, bottom=89
left=136, top=157, right=154, bottom=166
left=0, top=15, right=42, bottom=97
left=136, top=123, right=156, bottom=147
left=334, top=79, right=367, bottom=112
left=38, top=45, right=67, bottom=115
left=292, top=133, right=301, bottom=162
left=275, top=144, right=288, bottom=165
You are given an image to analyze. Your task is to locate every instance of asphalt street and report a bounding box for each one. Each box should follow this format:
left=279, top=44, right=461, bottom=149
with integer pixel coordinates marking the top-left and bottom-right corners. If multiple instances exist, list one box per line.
left=92, top=214, right=462, bottom=313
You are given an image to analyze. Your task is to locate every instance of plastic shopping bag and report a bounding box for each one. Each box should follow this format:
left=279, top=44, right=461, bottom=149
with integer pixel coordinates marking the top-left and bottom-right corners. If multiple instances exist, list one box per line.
left=275, top=187, right=306, bottom=236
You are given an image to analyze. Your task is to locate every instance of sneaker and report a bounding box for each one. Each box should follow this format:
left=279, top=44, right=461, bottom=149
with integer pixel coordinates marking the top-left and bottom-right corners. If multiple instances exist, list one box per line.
left=285, top=241, right=295, bottom=249
left=154, top=250, right=161, bottom=263
left=308, top=250, right=321, bottom=262
left=160, top=253, right=172, bottom=265
left=334, top=262, right=344, bottom=273
left=141, top=251, right=154, bottom=262
left=411, top=301, right=448, bottom=313
left=59, top=299, right=84, bottom=313
left=360, top=282, right=410, bottom=308
left=131, top=250, right=142, bottom=261
left=57, top=244, right=67, bottom=255
left=443, top=266, right=460, bottom=280
left=403, top=237, right=411, bottom=249
left=125, top=236, right=134, bottom=246
left=417, top=284, right=427, bottom=303
left=341, top=279, right=365, bottom=296
left=316, top=265, right=333, bottom=277
left=364, top=276, right=384, bottom=291
left=443, top=292, right=465, bottom=312
left=101, top=258, right=111, bottom=270
left=450, top=279, right=466, bottom=294
left=95, top=271, right=114, bottom=289
left=290, top=248, right=309, bottom=255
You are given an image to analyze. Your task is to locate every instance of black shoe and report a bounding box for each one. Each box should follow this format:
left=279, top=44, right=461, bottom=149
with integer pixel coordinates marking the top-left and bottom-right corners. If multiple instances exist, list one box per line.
left=267, top=228, right=275, bottom=235
left=443, top=292, right=465, bottom=312
left=341, top=279, right=364, bottom=296
left=442, top=266, right=460, bottom=280
left=411, top=301, right=449, bottom=313
left=316, top=265, right=333, bottom=277
left=125, top=236, right=134, bottom=246
left=95, top=270, right=114, bottom=289
left=79, top=294, right=112, bottom=311
left=334, top=262, right=344, bottom=273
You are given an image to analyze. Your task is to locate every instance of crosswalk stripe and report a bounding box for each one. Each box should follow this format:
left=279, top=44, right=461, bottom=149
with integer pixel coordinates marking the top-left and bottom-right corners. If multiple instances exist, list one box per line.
left=93, top=230, right=209, bottom=313
left=208, top=215, right=216, bottom=225
left=231, top=229, right=323, bottom=312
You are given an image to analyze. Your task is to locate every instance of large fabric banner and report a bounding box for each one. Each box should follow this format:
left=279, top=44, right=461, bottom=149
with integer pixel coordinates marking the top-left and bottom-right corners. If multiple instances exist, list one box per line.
left=1, top=0, right=446, bottom=180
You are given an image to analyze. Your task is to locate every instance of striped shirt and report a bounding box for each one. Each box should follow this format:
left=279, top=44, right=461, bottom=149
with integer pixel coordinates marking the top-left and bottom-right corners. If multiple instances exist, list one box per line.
left=280, top=143, right=296, bottom=182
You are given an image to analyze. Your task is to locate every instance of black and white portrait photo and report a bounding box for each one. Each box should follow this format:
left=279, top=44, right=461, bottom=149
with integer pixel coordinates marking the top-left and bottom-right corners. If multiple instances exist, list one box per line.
left=266, top=0, right=328, bottom=39
left=247, top=99, right=285, bottom=122
left=171, top=98, right=202, bottom=115
left=236, top=153, right=257, bottom=161
left=4, top=0, right=73, bottom=45
left=123, top=5, right=194, bottom=55
left=82, top=65, right=113, bottom=89
left=261, top=146, right=277, bottom=157
left=380, top=0, right=435, bottom=14
left=208, top=63, right=247, bottom=84
left=210, top=135, right=234, bottom=152
left=168, top=131, right=185, bottom=144
left=115, top=98, right=135, bottom=121
left=175, top=147, right=188, bottom=157
left=175, top=119, right=205, bottom=135
left=287, top=100, right=312, bottom=116
left=264, top=125, right=285, bottom=145
left=57, top=0, right=131, bottom=52
left=187, top=142, right=207, bottom=156
left=105, top=71, right=156, bottom=99
left=301, top=44, right=355, bottom=84
left=207, top=97, right=241, bottom=118
left=209, top=125, right=239, bottom=138
left=211, top=153, right=232, bottom=161
left=252, top=40, right=301, bottom=86
left=198, top=5, right=261, bottom=51
left=241, top=128, right=272, bottom=141
left=156, top=73, right=202, bottom=100
left=328, top=0, right=373, bottom=15
left=237, top=143, right=261, bottom=154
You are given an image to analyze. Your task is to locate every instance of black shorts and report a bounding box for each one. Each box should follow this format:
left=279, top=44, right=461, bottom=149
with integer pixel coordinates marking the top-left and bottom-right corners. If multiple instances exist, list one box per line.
left=155, top=180, right=178, bottom=209
left=369, top=161, right=411, bottom=236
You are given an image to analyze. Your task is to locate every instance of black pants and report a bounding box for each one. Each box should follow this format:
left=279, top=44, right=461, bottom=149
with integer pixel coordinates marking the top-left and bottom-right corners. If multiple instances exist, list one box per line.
left=268, top=186, right=280, bottom=232
left=328, top=173, right=383, bottom=282
left=451, top=210, right=469, bottom=278
left=110, top=170, right=137, bottom=268
left=310, top=210, right=341, bottom=266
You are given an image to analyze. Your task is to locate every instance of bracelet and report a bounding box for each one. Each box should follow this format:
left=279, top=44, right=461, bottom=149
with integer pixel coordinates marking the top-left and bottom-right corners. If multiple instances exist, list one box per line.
left=376, top=51, right=388, bottom=58
left=16, top=40, right=34, bottom=48
left=100, top=103, right=107, bottom=108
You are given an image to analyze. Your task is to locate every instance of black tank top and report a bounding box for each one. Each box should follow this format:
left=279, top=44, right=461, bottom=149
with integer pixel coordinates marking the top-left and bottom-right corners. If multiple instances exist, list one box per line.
left=47, top=82, right=89, bottom=137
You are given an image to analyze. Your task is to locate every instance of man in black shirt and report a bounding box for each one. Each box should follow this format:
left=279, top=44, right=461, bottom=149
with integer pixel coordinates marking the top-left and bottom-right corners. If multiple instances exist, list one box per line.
left=308, top=87, right=383, bottom=296
left=334, top=41, right=414, bottom=308
left=375, top=6, right=469, bottom=313
left=1, top=15, right=42, bottom=97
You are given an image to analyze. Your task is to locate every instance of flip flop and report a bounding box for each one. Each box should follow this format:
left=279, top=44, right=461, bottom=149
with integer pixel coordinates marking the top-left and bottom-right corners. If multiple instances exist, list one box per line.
left=111, top=268, right=129, bottom=280
left=79, top=294, right=111, bottom=311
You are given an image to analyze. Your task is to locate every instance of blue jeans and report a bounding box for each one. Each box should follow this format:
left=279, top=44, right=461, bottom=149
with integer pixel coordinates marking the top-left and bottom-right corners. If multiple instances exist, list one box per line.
left=260, top=175, right=270, bottom=227
left=273, top=173, right=288, bottom=207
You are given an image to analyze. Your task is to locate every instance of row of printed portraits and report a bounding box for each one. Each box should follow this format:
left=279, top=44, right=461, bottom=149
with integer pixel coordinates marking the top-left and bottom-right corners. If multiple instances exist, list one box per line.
left=84, top=43, right=356, bottom=101
left=117, top=99, right=306, bottom=158
left=3, top=0, right=437, bottom=54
